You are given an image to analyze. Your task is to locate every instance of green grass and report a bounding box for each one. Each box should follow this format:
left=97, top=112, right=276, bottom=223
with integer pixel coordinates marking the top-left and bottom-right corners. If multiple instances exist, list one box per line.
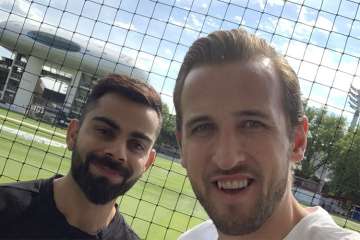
left=0, top=107, right=67, bottom=135
left=332, top=214, right=360, bottom=233
left=0, top=110, right=207, bottom=239
left=0, top=108, right=359, bottom=238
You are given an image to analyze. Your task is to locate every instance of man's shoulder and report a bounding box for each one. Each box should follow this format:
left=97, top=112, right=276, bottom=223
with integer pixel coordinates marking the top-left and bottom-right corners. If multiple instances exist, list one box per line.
left=178, top=219, right=218, bottom=240
left=0, top=178, right=43, bottom=192
left=0, top=178, right=52, bottom=217
left=286, top=206, right=360, bottom=240
left=0, top=178, right=46, bottom=201
left=106, top=210, right=140, bottom=240
left=291, top=224, right=360, bottom=240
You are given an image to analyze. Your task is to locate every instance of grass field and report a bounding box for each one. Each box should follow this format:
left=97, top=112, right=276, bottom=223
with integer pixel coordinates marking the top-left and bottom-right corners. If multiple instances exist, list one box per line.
left=0, top=108, right=359, bottom=239
left=0, top=108, right=207, bottom=239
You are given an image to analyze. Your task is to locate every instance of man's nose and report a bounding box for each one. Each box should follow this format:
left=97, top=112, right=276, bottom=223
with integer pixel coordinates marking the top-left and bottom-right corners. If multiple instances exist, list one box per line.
left=104, top=140, right=127, bottom=162
left=212, top=128, right=246, bottom=170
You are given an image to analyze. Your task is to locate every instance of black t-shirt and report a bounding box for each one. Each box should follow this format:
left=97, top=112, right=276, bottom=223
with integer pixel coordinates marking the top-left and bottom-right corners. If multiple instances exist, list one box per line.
left=0, top=176, right=139, bottom=240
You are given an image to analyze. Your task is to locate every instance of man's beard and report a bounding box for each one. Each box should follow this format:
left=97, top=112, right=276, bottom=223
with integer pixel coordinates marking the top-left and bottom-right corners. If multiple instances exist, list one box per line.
left=190, top=164, right=289, bottom=236
left=71, top=149, right=138, bottom=205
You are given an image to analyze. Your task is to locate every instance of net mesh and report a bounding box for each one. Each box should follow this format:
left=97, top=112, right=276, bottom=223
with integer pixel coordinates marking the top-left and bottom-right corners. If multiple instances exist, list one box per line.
left=0, top=0, right=359, bottom=238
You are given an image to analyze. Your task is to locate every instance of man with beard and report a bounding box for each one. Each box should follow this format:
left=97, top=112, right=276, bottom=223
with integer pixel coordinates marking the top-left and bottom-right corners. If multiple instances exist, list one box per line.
left=174, top=29, right=360, bottom=240
left=0, top=74, right=162, bottom=239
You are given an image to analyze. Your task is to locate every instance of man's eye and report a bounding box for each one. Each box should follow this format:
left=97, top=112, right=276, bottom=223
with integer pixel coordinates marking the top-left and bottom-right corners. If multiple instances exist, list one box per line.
left=96, top=128, right=112, bottom=136
left=191, top=123, right=214, bottom=136
left=128, top=140, right=146, bottom=153
left=242, top=120, right=265, bottom=129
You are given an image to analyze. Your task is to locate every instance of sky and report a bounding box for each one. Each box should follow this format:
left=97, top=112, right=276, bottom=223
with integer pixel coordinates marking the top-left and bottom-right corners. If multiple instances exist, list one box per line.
left=0, top=0, right=359, bottom=123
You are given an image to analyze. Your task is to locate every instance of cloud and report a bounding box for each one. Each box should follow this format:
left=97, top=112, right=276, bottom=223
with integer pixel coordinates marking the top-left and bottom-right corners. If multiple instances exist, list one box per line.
left=289, top=41, right=359, bottom=111
left=169, top=16, right=185, bottom=27
left=201, top=3, right=208, bottom=9
left=252, top=0, right=284, bottom=9
left=135, top=53, right=174, bottom=77
left=294, top=42, right=358, bottom=110
left=276, top=18, right=294, bottom=37
left=234, top=15, right=242, bottom=23
left=286, top=40, right=307, bottom=59
left=0, top=0, right=40, bottom=22
left=299, top=7, right=336, bottom=33
left=293, top=23, right=312, bottom=42
left=339, top=57, right=358, bottom=75
left=266, top=0, right=285, bottom=6
left=135, top=52, right=154, bottom=72
left=176, top=0, right=192, bottom=10
left=186, top=13, right=203, bottom=30
left=151, top=57, right=171, bottom=75
left=315, top=66, right=336, bottom=87
left=114, top=20, right=136, bottom=31
left=205, top=17, right=220, bottom=29
left=259, top=17, right=277, bottom=32
left=316, top=16, right=334, bottom=31
left=298, top=6, right=316, bottom=26
left=251, top=0, right=266, bottom=10
left=303, top=45, right=324, bottom=64
left=298, top=61, right=319, bottom=82
left=353, top=77, right=360, bottom=89
left=334, top=72, right=353, bottom=92
left=164, top=48, right=172, bottom=56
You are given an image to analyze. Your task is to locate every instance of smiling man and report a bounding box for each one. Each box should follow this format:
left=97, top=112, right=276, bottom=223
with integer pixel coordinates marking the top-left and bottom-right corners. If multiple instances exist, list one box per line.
left=0, top=74, right=162, bottom=239
left=174, top=29, right=360, bottom=240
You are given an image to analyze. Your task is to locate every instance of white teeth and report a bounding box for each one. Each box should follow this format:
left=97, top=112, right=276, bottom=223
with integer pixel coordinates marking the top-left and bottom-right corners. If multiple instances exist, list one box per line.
left=217, top=179, right=249, bottom=190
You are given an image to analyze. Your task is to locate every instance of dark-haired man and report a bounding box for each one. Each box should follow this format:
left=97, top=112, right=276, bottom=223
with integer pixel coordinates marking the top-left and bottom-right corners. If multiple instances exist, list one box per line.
left=0, top=74, right=162, bottom=239
left=174, top=29, right=360, bottom=240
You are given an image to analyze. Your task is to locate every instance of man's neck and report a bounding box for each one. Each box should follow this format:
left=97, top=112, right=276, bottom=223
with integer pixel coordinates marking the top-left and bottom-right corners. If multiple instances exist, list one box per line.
left=218, top=190, right=310, bottom=240
left=53, top=175, right=117, bottom=235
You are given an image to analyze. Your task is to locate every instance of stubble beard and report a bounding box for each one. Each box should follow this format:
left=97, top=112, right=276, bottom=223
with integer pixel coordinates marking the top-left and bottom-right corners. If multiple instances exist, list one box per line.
left=190, top=166, right=289, bottom=236
left=71, top=148, right=139, bottom=205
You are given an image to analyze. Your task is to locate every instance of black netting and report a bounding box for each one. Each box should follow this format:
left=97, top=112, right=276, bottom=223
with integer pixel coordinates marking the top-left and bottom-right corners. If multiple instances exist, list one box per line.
left=0, top=0, right=359, bottom=238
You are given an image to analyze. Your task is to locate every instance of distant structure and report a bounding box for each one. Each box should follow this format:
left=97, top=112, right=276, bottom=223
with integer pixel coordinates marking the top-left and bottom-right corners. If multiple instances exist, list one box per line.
left=349, top=85, right=360, bottom=131
left=0, top=20, right=147, bottom=126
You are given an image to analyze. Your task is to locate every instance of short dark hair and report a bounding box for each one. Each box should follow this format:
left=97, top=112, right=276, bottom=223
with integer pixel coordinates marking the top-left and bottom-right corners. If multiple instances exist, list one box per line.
left=80, top=74, right=162, bottom=131
left=173, top=29, right=304, bottom=137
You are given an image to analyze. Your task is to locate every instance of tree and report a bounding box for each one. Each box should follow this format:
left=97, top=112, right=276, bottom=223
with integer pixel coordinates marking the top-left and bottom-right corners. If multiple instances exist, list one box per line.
left=156, top=103, right=177, bottom=149
left=296, top=106, right=347, bottom=179
left=328, top=129, right=360, bottom=204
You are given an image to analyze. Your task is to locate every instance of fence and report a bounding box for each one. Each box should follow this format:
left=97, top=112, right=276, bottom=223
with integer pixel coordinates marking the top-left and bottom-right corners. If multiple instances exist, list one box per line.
left=0, top=0, right=359, bottom=238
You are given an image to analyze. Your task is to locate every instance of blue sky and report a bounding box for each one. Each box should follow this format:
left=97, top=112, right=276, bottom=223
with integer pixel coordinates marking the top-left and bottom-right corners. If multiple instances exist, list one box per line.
left=0, top=0, right=359, bottom=123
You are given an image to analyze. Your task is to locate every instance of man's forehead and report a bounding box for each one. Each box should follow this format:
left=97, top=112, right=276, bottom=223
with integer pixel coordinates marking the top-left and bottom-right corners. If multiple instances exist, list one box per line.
left=180, top=58, right=284, bottom=121
left=182, top=59, right=280, bottom=98
left=80, top=94, right=160, bottom=138
left=184, top=57, right=276, bottom=84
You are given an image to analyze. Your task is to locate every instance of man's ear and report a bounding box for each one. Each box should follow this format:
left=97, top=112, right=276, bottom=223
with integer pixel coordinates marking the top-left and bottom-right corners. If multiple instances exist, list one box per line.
left=176, top=131, right=187, bottom=168
left=291, top=116, right=309, bottom=163
left=66, top=119, right=80, bottom=151
left=144, top=149, right=157, bottom=170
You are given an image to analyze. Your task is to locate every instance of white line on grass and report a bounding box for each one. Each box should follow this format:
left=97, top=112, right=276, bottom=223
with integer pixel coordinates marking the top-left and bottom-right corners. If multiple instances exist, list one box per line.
left=0, top=114, right=66, bottom=139
left=0, top=125, right=67, bottom=148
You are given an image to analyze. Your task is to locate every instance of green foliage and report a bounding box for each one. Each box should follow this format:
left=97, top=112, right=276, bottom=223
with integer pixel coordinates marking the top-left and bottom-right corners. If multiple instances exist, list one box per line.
left=328, top=130, right=360, bottom=204
left=299, top=106, right=347, bottom=179
left=299, top=105, right=360, bottom=204
left=156, top=104, right=177, bottom=148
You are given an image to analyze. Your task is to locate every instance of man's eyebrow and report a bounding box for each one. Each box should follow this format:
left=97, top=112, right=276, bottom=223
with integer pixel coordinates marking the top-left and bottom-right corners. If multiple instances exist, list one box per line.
left=130, top=132, right=153, bottom=144
left=184, top=116, right=211, bottom=129
left=233, top=110, right=269, bottom=119
left=92, top=117, right=153, bottom=143
left=92, top=116, right=119, bottom=130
